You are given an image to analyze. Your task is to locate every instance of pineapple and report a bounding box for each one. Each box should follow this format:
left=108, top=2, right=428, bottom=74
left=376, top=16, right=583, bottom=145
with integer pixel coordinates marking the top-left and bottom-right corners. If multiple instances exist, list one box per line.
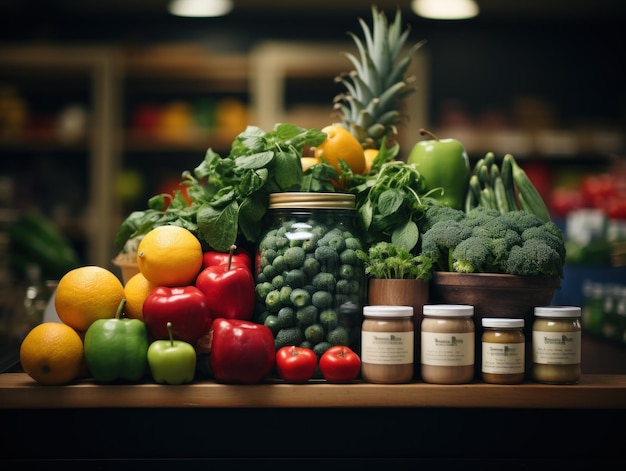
left=334, top=6, right=426, bottom=150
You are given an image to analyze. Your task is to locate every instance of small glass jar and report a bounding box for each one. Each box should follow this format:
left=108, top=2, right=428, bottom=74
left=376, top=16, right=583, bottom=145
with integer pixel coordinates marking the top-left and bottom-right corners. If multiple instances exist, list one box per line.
left=253, top=192, right=366, bottom=355
left=481, top=318, right=525, bottom=385
left=532, top=306, right=582, bottom=384
left=421, top=304, right=474, bottom=384
left=361, top=305, right=414, bottom=384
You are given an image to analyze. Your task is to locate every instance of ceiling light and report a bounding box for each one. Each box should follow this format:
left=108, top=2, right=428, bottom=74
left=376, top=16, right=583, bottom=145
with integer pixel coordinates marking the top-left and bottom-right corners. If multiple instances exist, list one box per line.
left=412, top=0, right=479, bottom=20
left=168, top=0, right=233, bottom=18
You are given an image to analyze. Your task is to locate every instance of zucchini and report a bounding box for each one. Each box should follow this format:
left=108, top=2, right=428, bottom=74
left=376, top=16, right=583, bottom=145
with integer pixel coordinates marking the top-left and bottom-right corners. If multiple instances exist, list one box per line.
left=501, top=154, right=520, bottom=211
left=509, top=155, right=551, bottom=222
left=493, top=173, right=510, bottom=213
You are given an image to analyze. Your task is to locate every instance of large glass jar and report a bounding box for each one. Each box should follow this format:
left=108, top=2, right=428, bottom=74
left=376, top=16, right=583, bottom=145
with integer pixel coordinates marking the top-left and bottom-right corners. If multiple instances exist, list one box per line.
left=253, top=192, right=366, bottom=358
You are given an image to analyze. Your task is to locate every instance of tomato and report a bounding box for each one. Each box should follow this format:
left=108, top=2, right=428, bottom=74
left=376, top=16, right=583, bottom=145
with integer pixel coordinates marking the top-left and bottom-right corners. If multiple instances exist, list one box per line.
left=318, top=346, right=361, bottom=383
left=275, top=346, right=317, bottom=383
left=605, top=195, right=626, bottom=220
left=581, top=174, right=616, bottom=205
left=549, top=188, right=583, bottom=219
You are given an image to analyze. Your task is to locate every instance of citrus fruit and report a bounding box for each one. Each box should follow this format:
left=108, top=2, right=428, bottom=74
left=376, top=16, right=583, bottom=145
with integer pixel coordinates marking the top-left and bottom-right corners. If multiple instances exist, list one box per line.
left=136, top=225, right=203, bottom=287
left=19, top=322, right=84, bottom=385
left=301, top=156, right=318, bottom=170
left=314, top=124, right=366, bottom=174
left=363, top=148, right=379, bottom=174
left=124, top=272, right=157, bottom=320
left=55, top=265, right=125, bottom=332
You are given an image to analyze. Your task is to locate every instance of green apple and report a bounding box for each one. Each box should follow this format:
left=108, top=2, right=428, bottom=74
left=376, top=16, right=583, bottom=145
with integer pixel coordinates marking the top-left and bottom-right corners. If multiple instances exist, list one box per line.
left=407, top=129, right=470, bottom=210
left=147, top=322, right=197, bottom=385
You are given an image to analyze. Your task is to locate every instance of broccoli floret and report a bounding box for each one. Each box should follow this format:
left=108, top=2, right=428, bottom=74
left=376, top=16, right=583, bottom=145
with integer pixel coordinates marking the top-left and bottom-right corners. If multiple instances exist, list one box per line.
left=417, top=203, right=465, bottom=233
left=490, top=230, right=523, bottom=270
left=472, top=218, right=511, bottom=239
left=420, top=220, right=473, bottom=271
left=464, top=206, right=501, bottom=229
left=498, top=210, right=544, bottom=234
left=521, top=222, right=567, bottom=265
left=505, top=238, right=563, bottom=277
left=451, top=236, right=495, bottom=273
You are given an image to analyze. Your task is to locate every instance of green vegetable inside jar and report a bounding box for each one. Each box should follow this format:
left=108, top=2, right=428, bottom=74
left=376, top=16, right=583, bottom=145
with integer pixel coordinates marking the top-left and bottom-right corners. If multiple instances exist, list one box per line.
left=253, top=192, right=366, bottom=359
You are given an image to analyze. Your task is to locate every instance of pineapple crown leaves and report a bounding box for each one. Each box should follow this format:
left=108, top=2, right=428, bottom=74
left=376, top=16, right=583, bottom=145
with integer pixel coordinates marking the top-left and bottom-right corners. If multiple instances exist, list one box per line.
left=334, top=6, right=426, bottom=149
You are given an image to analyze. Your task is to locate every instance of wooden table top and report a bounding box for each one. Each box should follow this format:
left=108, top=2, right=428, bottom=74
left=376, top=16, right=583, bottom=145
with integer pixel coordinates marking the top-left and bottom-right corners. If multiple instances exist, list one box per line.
left=1, top=373, right=625, bottom=410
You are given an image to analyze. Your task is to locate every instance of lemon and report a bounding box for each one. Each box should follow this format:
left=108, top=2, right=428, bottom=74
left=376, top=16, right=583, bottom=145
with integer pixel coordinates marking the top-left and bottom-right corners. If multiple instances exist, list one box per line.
left=137, top=225, right=203, bottom=287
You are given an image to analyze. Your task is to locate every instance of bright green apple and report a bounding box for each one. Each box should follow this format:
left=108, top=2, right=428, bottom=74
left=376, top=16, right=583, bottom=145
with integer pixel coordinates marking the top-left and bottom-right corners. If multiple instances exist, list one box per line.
left=407, top=129, right=470, bottom=210
left=147, top=322, right=197, bottom=385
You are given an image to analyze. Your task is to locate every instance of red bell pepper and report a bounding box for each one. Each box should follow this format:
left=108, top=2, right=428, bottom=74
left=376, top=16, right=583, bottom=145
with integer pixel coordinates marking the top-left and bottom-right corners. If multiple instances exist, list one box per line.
left=209, top=318, right=275, bottom=384
left=202, top=245, right=251, bottom=271
left=142, top=286, right=212, bottom=349
left=195, top=247, right=256, bottom=321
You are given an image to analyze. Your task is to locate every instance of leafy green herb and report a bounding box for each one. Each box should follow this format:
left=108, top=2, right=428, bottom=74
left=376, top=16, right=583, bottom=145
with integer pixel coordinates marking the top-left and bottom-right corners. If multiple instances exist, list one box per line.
left=115, top=123, right=327, bottom=252
left=347, top=145, right=429, bottom=254
left=357, top=241, right=433, bottom=281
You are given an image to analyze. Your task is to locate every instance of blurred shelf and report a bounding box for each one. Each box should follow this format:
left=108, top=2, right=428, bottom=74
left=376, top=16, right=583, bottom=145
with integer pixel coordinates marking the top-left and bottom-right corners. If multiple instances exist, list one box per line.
left=435, top=126, right=623, bottom=161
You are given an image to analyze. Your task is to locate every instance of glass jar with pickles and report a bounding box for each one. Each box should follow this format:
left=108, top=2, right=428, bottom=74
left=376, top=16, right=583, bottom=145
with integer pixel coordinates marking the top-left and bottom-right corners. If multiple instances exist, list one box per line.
left=253, top=193, right=366, bottom=358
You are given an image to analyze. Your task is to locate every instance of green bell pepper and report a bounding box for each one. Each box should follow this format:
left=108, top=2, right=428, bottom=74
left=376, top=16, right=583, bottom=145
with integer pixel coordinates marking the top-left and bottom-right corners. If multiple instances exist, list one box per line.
left=84, top=299, right=149, bottom=382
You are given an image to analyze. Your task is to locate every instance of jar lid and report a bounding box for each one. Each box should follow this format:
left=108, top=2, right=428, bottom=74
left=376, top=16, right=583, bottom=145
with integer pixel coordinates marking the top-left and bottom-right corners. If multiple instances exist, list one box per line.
left=423, top=304, right=474, bottom=317
left=534, top=306, right=581, bottom=318
left=269, top=192, right=355, bottom=210
left=482, top=318, right=524, bottom=328
left=363, top=305, right=413, bottom=318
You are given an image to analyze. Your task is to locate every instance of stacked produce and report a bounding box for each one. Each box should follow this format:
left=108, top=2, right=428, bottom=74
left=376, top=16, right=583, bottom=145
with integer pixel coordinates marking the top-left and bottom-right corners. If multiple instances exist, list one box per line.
left=18, top=6, right=566, bottom=386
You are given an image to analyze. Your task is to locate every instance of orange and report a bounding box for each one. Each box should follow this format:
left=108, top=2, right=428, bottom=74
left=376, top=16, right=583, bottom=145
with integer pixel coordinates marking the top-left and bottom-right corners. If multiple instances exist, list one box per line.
left=301, top=156, right=318, bottom=171
left=363, top=148, right=379, bottom=174
left=55, top=265, right=125, bottom=333
left=136, top=225, right=203, bottom=287
left=19, top=322, right=84, bottom=385
left=314, top=124, right=366, bottom=174
left=124, top=272, right=157, bottom=320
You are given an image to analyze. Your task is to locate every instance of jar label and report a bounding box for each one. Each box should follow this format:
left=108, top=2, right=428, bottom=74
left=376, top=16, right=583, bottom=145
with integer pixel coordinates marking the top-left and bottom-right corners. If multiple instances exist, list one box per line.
left=532, top=330, right=581, bottom=365
left=361, top=331, right=413, bottom=365
left=482, top=342, right=525, bottom=374
left=421, top=332, right=474, bottom=366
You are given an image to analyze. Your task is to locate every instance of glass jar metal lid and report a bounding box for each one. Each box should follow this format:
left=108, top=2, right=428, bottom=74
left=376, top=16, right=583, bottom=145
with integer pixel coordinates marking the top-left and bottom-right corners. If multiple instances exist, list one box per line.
left=363, top=306, right=413, bottom=318
left=269, top=192, right=355, bottom=210
left=534, top=306, right=581, bottom=318
left=482, top=318, right=524, bottom=328
left=423, top=304, right=474, bottom=317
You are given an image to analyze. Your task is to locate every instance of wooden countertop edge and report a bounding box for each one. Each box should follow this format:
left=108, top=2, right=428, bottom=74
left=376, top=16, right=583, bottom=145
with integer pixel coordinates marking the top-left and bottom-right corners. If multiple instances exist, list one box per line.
left=1, top=373, right=625, bottom=410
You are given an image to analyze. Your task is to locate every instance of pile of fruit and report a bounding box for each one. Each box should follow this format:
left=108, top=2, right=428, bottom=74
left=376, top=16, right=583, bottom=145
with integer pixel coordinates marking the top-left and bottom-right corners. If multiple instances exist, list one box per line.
left=20, top=224, right=362, bottom=385
left=18, top=6, right=561, bottom=386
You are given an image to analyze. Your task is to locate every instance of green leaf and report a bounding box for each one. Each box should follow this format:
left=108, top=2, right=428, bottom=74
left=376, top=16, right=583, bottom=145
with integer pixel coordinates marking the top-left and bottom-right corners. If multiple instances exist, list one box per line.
left=233, top=126, right=267, bottom=153
left=196, top=201, right=239, bottom=252
left=391, top=220, right=419, bottom=253
left=147, top=194, right=169, bottom=211
left=273, top=122, right=305, bottom=140
left=274, top=151, right=303, bottom=190
left=194, top=148, right=223, bottom=179
left=359, top=199, right=374, bottom=230
left=377, top=188, right=404, bottom=216
left=239, top=168, right=268, bottom=197
left=210, top=187, right=237, bottom=207
left=235, top=151, right=275, bottom=170
left=239, top=196, right=268, bottom=243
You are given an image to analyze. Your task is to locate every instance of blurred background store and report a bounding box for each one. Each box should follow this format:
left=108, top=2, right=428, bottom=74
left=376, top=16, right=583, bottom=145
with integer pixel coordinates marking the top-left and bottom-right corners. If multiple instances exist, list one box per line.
left=1, top=0, right=625, bottom=371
